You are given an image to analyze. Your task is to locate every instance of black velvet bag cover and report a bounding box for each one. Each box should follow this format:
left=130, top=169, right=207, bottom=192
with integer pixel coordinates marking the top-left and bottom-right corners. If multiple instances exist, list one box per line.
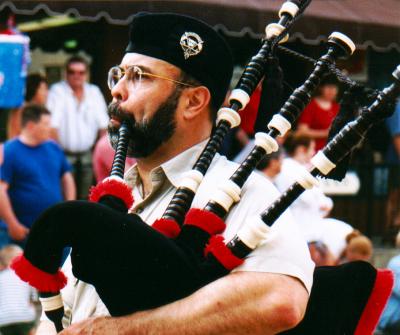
left=23, top=201, right=207, bottom=316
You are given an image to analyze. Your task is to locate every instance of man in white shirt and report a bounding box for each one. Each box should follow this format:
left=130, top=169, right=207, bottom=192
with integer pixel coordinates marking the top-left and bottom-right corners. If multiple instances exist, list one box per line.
left=275, top=133, right=353, bottom=261
left=37, top=12, right=314, bottom=335
left=47, top=56, right=109, bottom=199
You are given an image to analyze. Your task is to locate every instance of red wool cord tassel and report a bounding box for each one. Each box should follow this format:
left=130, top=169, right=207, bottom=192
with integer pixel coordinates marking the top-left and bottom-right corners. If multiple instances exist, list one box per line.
left=184, top=208, right=226, bottom=235
left=11, top=255, right=67, bottom=293
left=152, top=218, right=181, bottom=238
left=89, top=178, right=134, bottom=209
left=354, top=269, right=394, bottom=335
left=204, top=235, right=244, bottom=270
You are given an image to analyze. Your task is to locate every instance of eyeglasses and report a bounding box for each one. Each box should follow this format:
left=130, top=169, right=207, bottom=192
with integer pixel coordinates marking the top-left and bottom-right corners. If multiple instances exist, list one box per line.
left=107, top=65, right=193, bottom=90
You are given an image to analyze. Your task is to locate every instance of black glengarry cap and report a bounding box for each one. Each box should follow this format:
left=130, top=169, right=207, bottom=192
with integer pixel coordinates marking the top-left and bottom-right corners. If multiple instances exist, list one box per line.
left=126, top=12, right=233, bottom=110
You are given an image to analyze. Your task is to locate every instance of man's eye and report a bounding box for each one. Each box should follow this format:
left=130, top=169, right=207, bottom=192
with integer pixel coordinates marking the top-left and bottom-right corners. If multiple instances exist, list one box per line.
left=127, top=71, right=140, bottom=82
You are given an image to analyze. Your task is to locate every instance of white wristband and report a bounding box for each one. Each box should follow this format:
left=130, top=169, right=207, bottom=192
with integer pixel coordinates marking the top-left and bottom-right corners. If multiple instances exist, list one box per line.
left=237, top=215, right=271, bottom=250
left=229, top=89, right=250, bottom=110
left=178, top=170, right=204, bottom=193
left=254, top=133, right=279, bottom=154
left=216, top=107, right=241, bottom=128
left=209, top=180, right=241, bottom=212
left=296, top=166, right=319, bottom=190
left=311, top=151, right=336, bottom=175
left=40, top=294, right=63, bottom=311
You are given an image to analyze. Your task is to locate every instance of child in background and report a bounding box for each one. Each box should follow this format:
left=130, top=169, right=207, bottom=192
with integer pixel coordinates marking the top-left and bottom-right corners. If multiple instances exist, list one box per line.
left=0, top=245, right=37, bottom=335
left=341, top=231, right=374, bottom=263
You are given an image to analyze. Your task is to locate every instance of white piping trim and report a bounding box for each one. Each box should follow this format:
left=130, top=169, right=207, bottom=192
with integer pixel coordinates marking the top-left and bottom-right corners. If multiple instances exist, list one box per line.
left=40, top=294, right=63, bottom=311
left=268, top=114, right=292, bottom=136
left=216, top=107, right=241, bottom=128
left=311, top=151, right=337, bottom=175
left=296, top=167, right=319, bottom=190
left=178, top=170, right=204, bottom=193
left=237, top=215, right=270, bottom=250
left=209, top=180, right=241, bottom=212
left=229, top=89, right=250, bottom=110
left=254, top=133, right=279, bottom=154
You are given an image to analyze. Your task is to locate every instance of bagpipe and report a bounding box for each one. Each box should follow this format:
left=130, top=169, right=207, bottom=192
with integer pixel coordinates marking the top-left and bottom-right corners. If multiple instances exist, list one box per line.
left=10, top=1, right=399, bottom=333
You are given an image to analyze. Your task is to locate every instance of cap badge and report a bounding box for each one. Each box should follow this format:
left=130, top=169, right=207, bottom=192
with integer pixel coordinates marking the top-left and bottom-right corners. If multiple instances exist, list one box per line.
left=180, top=32, right=203, bottom=59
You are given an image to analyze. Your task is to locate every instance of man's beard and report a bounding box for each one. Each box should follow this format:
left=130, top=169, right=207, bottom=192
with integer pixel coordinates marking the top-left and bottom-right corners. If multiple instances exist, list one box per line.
left=107, top=89, right=181, bottom=158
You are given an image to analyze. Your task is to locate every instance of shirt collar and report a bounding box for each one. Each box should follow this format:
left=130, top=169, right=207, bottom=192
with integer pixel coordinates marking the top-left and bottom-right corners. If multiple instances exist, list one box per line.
left=124, top=139, right=209, bottom=189
left=62, top=81, right=88, bottom=93
left=161, top=139, right=208, bottom=188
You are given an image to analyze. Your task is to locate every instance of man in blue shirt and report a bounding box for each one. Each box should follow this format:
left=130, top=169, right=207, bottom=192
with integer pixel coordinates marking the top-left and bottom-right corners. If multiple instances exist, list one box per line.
left=0, top=104, right=76, bottom=248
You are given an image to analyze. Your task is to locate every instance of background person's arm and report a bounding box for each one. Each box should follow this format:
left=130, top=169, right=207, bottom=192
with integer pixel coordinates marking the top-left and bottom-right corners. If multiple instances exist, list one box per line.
left=0, top=181, right=29, bottom=240
left=297, top=123, right=329, bottom=139
left=61, top=172, right=76, bottom=201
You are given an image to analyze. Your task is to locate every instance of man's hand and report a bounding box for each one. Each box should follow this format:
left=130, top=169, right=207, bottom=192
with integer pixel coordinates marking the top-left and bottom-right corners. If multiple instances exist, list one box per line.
left=59, top=317, right=120, bottom=335
left=8, top=221, right=29, bottom=241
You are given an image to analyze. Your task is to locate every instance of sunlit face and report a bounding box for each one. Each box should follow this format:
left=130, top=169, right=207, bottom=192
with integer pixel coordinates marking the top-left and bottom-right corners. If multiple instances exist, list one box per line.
left=30, top=114, right=52, bottom=143
left=32, top=81, right=48, bottom=105
left=108, top=53, right=185, bottom=158
left=320, top=84, right=338, bottom=102
left=66, top=62, right=88, bottom=90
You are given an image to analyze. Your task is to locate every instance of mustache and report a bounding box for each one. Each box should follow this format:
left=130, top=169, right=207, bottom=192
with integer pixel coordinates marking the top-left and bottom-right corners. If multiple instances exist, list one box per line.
left=107, top=102, right=134, bottom=123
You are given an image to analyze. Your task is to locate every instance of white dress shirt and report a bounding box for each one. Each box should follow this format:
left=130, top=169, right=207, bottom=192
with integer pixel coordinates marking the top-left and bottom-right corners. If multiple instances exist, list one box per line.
left=47, top=81, right=109, bottom=153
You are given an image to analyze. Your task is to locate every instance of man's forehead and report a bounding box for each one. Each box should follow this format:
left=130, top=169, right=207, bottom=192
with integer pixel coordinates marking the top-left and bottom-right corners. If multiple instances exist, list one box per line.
left=120, top=53, right=180, bottom=73
left=68, top=62, right=87, bottom=69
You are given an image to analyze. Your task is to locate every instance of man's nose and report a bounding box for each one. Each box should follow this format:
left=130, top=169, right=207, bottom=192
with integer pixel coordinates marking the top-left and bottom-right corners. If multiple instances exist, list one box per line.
left=111, top=77, right=129, bottom=102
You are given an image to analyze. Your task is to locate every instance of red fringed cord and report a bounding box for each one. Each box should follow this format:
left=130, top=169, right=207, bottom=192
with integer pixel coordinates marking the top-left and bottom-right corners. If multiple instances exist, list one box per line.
left=152, top=218, right=181, bottom=238
left=11, top=255, right=67, bottom=293
left=354, top=269, right=394, bottom=335
left=205, top=235, right=244, bottom=270
left=184, top=208, right=226, bottom=235
left=89, top=178, right=134, bottom=209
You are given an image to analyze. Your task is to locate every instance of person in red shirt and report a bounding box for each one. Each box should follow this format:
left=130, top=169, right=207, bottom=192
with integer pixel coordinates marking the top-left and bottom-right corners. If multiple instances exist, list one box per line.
left=297, top=76, right=340, bottom=151
left=92, top=134, right=136, bottom=183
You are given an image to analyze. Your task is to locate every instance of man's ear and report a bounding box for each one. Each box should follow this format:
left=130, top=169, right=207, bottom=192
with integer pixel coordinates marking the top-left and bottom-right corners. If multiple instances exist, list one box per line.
left=181, top=86, right=211, bottom=120
left=23, top=121, right=35, bottom=131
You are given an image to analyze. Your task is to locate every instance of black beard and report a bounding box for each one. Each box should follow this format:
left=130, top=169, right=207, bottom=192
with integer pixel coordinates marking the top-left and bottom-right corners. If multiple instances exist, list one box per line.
left=107, top=89, right=180, bottom=158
